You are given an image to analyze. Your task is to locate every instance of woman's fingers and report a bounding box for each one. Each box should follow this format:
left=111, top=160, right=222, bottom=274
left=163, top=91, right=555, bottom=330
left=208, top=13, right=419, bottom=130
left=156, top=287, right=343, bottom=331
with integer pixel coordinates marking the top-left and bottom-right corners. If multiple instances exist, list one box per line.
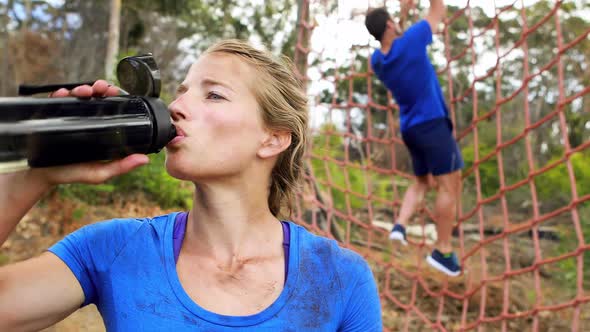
left=49, top=80, right=121, bottom=98
left=91, top=80, right=110, bottom=96
left=37, top=154, right=150, bottom=186
left=83, top=154, right=150, bottom=184
left=91, top=80, right=121, bottom=97
left=50, top=88, right=70, bottom=98
left=70, top=85, right=93, bottom=97
left=105, top=85, right=121, bottom=96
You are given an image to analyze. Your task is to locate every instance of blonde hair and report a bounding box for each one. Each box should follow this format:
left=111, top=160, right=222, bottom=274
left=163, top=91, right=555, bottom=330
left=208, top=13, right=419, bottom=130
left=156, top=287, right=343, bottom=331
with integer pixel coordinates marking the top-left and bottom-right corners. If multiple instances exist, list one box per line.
left=204, top=39, right=309, bottom=218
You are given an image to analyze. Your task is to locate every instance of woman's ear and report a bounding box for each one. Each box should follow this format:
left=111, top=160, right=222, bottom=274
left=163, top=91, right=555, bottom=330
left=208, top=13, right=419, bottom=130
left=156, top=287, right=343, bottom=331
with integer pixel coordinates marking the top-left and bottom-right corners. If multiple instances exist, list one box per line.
left=257, top=130, right=292, bottom=159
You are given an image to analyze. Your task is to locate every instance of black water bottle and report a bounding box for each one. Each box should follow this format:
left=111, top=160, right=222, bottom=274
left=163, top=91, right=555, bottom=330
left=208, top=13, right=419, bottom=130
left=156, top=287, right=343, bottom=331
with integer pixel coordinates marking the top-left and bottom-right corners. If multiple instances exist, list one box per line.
left=0, top=54, right=175, bottom=171
left=0, top=96, right=175, bottom=167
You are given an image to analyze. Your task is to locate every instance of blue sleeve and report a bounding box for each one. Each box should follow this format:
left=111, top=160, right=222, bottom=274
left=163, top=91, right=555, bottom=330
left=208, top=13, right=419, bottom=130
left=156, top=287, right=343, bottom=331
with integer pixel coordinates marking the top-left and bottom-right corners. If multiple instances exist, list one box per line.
left=403, top=19, right=433, bottom=48
left=47, top=218, right=144, bottom=306
left=338, top=254, right=382, bottom=332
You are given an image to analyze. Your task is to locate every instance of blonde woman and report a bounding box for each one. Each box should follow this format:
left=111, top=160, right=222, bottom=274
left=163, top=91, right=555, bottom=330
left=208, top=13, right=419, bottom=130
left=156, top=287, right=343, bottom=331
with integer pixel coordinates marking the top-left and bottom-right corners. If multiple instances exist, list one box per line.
left=0, top=40, right=382, bottom=331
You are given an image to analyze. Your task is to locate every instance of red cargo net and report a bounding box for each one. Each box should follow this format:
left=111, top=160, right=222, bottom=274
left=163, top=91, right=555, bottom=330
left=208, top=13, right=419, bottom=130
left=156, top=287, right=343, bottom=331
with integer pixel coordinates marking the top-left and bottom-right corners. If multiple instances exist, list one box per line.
left=291, top=0, right=590, bottom=331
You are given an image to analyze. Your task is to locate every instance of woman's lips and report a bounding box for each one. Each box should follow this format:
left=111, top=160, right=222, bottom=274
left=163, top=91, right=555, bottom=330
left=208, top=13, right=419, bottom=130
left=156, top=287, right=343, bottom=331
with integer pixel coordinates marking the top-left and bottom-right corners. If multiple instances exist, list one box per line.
left=168, top=125, right=186, bottom=146
left=174, top=125, right=187, bottom=136
left=168, top=135, right=185, bottom=146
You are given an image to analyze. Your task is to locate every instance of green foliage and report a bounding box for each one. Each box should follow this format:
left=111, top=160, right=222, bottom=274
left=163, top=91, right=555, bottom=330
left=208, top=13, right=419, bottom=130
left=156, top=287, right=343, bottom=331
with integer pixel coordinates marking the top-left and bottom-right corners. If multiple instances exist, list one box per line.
left=59, top=152, right=192, bottom=209
left=311, top=159, right=368, bottom=211
left=72, top=208, right=85, bottom=221
left=533, top=151, right=590, bottom=291
left=535, top=151, right=590, bottom=206
left=556, top=205, right=590, bottom=290
left=58, top=183, right=115, bottom=205
left=310, top=124, right=391, bottom=211
left=112, top=152, right=192, bottom=209
left=155, top=0, right=298, bottom=54
left=461, top=143, right=500, bottom=198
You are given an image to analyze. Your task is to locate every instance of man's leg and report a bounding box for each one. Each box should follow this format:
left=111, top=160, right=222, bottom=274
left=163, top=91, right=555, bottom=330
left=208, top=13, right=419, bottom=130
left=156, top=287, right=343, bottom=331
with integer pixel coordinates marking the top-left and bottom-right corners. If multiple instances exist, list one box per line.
left=392, top=127, right=430, bottom=244
left=415, top=118, right=463, bottom=276
left=397, top=175, right=430, bottom=227
left=433, top=169, right=461, bottom=253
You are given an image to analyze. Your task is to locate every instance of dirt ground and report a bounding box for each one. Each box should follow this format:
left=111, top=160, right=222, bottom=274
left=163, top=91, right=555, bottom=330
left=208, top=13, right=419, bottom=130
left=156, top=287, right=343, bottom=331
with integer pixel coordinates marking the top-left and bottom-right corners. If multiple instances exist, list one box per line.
left=41, top=306, right=105, bottom=332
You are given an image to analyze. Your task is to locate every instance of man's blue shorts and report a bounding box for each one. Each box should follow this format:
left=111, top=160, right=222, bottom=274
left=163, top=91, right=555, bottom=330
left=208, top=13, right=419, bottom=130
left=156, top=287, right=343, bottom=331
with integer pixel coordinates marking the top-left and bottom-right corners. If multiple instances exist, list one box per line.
left=401, top=117, right=464, bottom=177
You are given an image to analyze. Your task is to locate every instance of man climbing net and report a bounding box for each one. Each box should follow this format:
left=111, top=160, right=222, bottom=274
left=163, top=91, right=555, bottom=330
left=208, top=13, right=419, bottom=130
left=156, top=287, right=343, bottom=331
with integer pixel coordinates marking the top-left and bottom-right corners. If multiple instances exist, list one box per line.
left=295, top=0, right=589, bottom=329
left=365, top=0, right=463, bottom=277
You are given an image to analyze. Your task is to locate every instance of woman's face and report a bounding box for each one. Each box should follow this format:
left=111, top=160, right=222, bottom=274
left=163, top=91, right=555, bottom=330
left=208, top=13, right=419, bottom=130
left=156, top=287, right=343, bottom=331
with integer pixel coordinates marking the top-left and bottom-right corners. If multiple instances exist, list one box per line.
left=165, top=52, right=268, bottom=182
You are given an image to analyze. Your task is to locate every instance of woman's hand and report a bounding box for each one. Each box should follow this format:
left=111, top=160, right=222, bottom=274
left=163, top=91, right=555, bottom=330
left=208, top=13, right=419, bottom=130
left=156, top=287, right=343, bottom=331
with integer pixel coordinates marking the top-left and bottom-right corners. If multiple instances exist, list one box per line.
left=34, top=79, right=149, bottom=186
left=0, top=79, right=149, bottom=244
left=49, top=79, right=121, bottom=98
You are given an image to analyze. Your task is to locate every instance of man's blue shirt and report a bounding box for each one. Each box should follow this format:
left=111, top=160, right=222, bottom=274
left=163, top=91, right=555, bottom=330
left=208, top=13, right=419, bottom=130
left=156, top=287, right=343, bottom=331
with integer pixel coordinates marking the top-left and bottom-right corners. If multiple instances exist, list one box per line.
left=371, top=20, right=449, bottom=132
left=48, top=213, right=382, bottom=331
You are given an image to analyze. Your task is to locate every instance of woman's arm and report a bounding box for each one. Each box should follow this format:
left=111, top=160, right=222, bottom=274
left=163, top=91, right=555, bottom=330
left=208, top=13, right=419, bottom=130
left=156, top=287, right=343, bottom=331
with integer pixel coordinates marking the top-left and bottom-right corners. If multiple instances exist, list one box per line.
left=0, top=80, right=148, bottom=245
left=0, top=170, right=52, bottom=245
left=0, top=253, right=85, bottom=331
left=0, top=80, right=149, bottom=330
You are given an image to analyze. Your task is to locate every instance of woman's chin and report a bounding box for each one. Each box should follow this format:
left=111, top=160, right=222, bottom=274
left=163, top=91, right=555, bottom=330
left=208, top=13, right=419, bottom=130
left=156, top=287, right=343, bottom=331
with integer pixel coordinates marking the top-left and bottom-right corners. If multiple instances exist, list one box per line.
left=165, top=157, right=203, bottom=182
left=165, top=157, right=188, bottom=180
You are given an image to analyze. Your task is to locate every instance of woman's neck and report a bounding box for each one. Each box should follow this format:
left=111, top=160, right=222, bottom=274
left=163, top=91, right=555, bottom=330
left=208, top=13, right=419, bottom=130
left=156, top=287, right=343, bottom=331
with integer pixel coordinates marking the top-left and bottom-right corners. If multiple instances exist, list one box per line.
left=183, top=180, right=282, bottom=261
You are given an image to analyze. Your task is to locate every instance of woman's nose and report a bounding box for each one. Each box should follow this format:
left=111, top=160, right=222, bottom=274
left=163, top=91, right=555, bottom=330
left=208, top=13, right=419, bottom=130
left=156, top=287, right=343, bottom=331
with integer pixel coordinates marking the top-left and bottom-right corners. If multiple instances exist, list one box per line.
left=169, top=97, right=188, bottom=122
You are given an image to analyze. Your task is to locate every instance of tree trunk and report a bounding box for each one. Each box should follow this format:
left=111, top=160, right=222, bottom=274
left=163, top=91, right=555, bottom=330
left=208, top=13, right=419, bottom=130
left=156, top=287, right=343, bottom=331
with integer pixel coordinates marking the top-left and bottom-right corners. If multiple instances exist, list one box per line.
left=23, top=0, right=32, bottom=30
left=105, top=0, right=121, bottom=80
left=0, top=0, right=14, bottom=95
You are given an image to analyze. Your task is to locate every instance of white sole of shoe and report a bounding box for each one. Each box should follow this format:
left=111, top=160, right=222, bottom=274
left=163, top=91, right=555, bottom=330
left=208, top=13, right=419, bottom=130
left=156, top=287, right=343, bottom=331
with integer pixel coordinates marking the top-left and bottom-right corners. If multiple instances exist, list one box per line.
left=426, top=255, right=461, bottom=277
left=389, top=231, right=407, bottom=245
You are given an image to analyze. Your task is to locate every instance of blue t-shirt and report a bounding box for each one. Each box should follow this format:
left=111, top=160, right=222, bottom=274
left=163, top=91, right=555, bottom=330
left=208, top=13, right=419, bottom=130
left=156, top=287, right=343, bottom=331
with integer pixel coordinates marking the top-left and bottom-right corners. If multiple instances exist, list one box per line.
left=371, top=20, right=450, bottom=132
left=48, top=213, right=382, bottom=331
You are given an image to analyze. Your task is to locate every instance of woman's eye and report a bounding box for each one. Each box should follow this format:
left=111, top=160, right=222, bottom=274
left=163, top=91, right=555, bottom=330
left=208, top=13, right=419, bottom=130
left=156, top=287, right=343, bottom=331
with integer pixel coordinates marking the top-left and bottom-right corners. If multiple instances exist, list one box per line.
left=175, top=86, right=187, bottom=98
left=207, top=92, right=225, bottom=100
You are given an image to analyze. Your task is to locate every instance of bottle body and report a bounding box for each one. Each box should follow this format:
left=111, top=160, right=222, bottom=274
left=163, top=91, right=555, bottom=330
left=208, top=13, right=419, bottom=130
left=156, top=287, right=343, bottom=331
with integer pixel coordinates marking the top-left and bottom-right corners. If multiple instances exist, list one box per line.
left=0, top=96, right=175, bottom=168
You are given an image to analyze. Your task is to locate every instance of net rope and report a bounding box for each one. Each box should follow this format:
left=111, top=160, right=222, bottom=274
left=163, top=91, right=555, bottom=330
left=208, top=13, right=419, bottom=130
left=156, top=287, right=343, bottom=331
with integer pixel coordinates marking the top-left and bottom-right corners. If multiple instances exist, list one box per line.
left=292, top=0, right=590, bottom=330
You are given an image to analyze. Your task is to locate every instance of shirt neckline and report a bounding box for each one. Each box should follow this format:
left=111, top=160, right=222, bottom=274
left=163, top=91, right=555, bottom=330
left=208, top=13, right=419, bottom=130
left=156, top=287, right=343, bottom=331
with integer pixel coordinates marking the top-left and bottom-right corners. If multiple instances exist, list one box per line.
left=173, top=212, right=290, bottom=285
left=163, top=212, right=300, bottom=327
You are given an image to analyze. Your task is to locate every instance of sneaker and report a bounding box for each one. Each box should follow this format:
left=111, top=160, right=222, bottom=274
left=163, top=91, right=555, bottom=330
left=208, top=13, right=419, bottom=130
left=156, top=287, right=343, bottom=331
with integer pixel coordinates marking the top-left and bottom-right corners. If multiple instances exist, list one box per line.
left=389, top=223, right=407, bottom=245
left=426, top=249, right=461, bottom=277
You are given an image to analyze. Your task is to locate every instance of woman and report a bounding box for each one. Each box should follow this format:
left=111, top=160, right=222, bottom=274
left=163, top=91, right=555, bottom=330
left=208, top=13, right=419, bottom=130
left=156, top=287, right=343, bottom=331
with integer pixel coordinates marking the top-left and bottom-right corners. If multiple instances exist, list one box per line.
left=0, top=40, right=382, bottom=331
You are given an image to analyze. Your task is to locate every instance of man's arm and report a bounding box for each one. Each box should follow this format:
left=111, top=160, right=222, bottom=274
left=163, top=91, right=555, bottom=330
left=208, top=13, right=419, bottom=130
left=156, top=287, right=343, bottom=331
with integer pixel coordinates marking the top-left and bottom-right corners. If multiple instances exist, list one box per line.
left=399, top=0, right=412, bottom=29
left=425, top=0, right=446, bottom=33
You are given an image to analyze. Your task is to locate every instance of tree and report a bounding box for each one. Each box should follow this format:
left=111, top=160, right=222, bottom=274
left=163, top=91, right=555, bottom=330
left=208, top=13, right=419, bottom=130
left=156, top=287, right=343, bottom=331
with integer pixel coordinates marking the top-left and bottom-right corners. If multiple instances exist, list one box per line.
left=105, top=0, right=121, bottom=80
left=0, top=0, right=301, bottom=98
